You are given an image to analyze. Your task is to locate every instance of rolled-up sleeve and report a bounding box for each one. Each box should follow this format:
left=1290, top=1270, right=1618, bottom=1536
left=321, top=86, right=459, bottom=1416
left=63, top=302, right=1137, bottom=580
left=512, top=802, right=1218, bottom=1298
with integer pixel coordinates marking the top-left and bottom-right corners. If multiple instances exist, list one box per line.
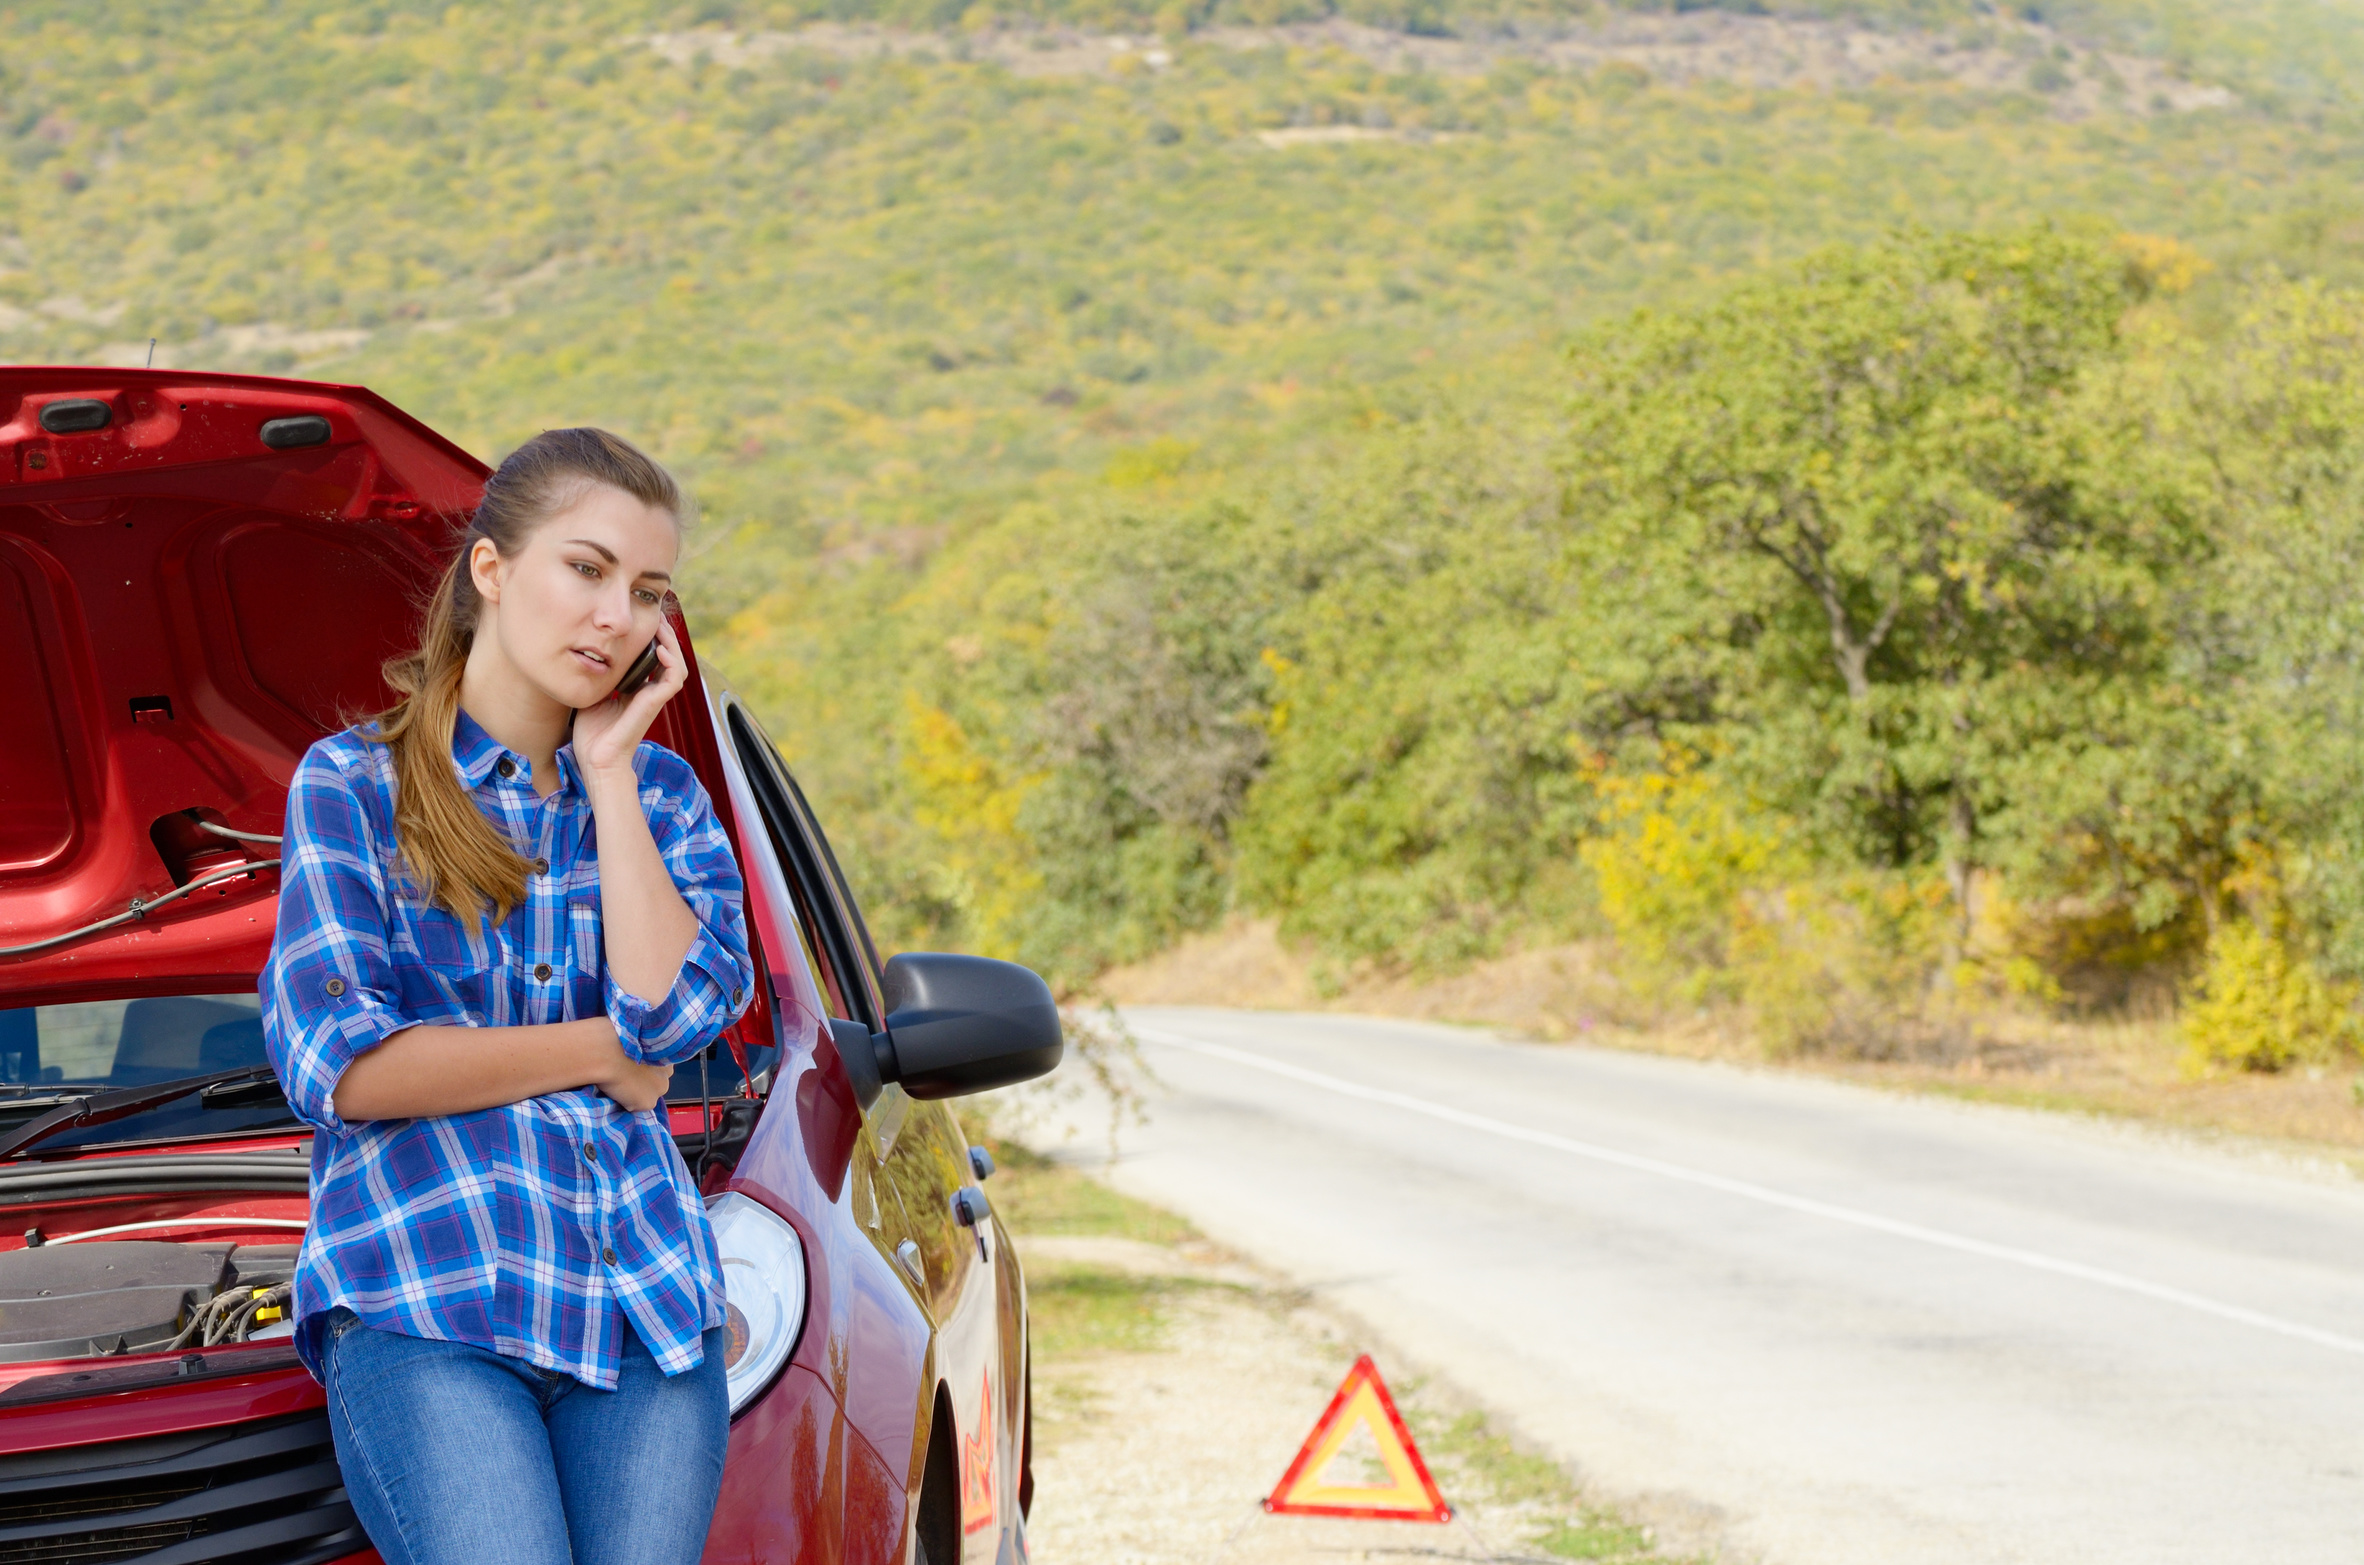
left=604, top=750, right=755, bottom=1067
left=262, top=747, right=423, bottom=1134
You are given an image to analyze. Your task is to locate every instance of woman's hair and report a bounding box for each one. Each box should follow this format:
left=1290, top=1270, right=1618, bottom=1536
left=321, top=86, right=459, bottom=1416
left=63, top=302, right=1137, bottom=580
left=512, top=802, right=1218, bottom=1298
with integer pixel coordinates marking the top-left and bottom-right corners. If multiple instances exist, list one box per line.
left=370, top=427, right=683, bottom=931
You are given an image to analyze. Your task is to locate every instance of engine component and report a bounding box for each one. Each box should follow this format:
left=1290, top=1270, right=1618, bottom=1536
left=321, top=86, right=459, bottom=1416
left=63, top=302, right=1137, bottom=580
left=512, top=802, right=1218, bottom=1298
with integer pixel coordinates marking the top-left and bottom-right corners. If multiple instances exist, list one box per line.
left=0, top=1241, right=231, bottom=1363
left=0, top=1240, right=302, bottom=1363
left=171, top=1245, right=300, bottom=1349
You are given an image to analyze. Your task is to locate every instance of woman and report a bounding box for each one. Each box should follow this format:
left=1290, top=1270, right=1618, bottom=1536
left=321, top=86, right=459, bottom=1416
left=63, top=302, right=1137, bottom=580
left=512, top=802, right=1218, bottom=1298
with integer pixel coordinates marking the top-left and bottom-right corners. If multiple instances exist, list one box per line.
left=262, top=428, right=754, bottom=1565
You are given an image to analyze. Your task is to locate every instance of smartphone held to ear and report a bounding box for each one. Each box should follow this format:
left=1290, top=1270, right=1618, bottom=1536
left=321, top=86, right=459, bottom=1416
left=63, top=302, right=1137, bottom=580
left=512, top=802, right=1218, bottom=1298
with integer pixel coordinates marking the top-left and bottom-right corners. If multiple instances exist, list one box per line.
left=613, top=636, right=663, bottom=698
left=608, top=593, right=678, bottom=700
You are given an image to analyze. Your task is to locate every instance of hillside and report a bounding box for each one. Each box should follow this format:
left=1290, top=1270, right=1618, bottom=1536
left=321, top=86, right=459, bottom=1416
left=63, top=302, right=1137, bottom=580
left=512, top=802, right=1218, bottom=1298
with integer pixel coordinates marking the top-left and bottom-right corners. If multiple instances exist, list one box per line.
left=11, top=0, right=2364, bottom=1072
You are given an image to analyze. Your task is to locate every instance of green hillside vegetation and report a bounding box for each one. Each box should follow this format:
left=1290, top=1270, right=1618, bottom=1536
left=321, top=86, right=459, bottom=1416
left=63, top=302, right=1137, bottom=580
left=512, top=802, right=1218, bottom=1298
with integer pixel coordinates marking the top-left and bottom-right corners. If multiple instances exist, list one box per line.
left=11, top=0, right=2364, bottom=1068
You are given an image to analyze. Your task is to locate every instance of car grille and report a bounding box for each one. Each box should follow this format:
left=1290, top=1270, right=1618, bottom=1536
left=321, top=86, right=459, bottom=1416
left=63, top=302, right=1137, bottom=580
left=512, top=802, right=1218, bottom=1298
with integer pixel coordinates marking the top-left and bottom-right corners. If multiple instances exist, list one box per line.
left=0, top=1412, right=362, bottom=1565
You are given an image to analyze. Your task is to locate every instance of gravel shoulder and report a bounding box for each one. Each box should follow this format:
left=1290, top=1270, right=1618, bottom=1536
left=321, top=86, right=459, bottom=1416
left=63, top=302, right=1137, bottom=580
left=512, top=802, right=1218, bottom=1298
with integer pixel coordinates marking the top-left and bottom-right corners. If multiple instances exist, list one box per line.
left=993, top=1140, right=1704, bottom=1565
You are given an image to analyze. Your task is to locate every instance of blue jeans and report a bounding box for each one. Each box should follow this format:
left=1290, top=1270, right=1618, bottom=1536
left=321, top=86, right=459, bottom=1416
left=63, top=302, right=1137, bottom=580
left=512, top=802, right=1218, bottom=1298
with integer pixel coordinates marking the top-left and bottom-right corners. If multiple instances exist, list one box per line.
left=322, top=1308, right=729, bottom=1565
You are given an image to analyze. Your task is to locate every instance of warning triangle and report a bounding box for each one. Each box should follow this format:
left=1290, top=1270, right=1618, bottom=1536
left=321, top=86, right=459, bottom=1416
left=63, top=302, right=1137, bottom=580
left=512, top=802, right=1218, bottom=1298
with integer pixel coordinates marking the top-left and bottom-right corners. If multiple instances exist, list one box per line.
left=1264, top=1355, right=1451, bottom=1522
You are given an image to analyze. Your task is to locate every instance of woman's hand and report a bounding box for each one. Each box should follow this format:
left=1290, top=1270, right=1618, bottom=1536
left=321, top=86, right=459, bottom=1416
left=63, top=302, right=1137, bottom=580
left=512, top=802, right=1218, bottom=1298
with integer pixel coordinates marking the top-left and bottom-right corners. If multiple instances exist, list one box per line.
left=596, top=1056, right=675, bottom=1114
left=571, top=615, right=688, bottom=784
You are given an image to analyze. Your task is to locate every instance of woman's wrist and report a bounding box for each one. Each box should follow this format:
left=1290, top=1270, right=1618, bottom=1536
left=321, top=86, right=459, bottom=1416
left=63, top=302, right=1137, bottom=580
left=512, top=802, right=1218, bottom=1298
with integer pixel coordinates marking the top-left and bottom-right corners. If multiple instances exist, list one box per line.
left=574, top=1016, right=629, bottom=1082
left=580, top=763, right=640, bottom=806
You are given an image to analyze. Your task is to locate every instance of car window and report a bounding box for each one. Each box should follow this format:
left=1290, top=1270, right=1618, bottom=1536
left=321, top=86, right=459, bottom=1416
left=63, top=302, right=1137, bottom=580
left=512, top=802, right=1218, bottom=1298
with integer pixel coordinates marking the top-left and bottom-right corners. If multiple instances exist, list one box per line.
left=774, top=762, right=887, bottom=1001
left=0, top=993, right=303, bottom=1149
left=725, top=703, right=883, bottom=1030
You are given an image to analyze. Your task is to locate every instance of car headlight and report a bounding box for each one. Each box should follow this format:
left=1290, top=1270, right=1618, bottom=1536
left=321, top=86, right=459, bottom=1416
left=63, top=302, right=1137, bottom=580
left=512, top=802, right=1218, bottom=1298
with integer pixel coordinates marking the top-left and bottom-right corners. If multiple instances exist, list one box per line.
left=706, top=1191, right=808, bottom=1416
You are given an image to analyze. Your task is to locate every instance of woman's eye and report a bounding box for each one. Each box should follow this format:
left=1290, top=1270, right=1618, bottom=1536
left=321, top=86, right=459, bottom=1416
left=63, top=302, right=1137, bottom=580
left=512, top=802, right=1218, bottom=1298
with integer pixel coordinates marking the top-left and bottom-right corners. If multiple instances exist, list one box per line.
left=573, top=561, right=600, bottom=579
left=635, top=589, right=661, bottom=605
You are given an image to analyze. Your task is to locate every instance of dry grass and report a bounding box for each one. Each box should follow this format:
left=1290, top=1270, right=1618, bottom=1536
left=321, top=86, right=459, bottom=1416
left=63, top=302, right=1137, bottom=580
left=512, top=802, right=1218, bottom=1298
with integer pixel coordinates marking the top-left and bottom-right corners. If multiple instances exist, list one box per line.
left=1097, top=919, right=2364, bottom=1166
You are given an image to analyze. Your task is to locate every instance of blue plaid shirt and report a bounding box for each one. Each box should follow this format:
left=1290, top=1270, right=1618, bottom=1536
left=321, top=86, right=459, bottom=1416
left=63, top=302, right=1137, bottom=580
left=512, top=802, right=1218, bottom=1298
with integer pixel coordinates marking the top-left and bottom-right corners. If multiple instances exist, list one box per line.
left=262, top=710, right=754, bottom=1389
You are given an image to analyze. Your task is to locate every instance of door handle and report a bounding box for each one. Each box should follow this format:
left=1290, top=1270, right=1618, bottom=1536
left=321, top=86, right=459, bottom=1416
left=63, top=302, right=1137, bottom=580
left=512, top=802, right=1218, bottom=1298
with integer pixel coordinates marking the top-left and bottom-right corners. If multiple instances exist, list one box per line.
left=952, top=1185, right=991, bottom=1264
left=894, top=1239, right=925, bottom=1290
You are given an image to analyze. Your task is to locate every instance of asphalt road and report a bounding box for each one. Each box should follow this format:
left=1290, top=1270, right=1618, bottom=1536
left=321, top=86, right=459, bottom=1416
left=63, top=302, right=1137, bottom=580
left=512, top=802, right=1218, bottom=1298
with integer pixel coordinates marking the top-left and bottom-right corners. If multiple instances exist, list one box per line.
left=1026, top=1007, right=2364, bottom=1565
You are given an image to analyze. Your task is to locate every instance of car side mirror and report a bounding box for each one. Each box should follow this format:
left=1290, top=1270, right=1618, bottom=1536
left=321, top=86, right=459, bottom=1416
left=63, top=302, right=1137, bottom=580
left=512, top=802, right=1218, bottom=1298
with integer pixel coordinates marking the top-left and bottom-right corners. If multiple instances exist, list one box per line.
left=827, top=953, right=1063, bottom=1111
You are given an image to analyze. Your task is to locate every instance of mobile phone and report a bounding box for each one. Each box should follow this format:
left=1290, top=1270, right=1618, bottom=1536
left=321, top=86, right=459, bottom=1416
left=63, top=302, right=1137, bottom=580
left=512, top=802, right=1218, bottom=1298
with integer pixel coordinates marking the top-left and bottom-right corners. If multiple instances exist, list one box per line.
left=614, top=636, right=662, bottom=698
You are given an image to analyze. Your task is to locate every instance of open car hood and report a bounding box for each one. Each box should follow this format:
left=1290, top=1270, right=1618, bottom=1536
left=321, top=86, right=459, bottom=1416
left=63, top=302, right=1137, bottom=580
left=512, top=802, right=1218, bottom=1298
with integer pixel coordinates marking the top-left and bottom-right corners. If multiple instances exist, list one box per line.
left=0, top=367, right=487, bottom=1002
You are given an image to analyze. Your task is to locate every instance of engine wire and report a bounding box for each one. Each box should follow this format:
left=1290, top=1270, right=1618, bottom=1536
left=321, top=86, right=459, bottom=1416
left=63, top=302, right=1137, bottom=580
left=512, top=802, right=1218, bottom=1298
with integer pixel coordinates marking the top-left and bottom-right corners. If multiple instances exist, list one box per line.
left=195, top=821, right=284, bottom=845
left=0, top=858, right=281, bottom=959
left=45, top=1218, right=309, bottom=1245
left=167, top=1279, right=294, bottom=1351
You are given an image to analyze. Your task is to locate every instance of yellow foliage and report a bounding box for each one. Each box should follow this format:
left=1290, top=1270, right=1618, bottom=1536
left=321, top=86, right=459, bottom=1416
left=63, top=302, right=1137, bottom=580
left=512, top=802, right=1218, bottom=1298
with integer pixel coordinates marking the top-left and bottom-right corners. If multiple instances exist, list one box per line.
left=2178, top=922, right=2358, bottom=1074
left=1103, top=438, right=1198, bottom=488
left=2115, top=232, right=2213, bottom=296
left=901, top=693, right=1043, bottom=958
left=1582, top=753, right=1959, bottom=1054
left=1258, top=647, right=1295, bottom=735
left=1727, top=872, right=1957, bottom=1057
left=1580, top=754, right=1789, bottom=984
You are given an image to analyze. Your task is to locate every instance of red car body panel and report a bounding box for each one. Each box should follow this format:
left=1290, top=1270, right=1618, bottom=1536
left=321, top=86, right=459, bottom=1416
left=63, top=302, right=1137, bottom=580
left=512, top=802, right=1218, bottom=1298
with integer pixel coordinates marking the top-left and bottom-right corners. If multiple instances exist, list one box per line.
left=0, top=368, right=1032, bottom=1565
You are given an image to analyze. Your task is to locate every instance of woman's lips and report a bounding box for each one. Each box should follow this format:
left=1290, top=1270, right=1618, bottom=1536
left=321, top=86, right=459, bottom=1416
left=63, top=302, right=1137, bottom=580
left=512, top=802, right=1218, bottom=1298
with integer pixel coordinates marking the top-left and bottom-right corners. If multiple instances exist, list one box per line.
left=570, top=648, right=612, bottom=676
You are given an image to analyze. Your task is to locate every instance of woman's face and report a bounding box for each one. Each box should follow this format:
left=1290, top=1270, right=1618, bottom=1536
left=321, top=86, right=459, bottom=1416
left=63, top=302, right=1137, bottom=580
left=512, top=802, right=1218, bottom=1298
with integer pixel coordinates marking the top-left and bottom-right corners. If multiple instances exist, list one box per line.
left=471, top=482, right=679, bottom=713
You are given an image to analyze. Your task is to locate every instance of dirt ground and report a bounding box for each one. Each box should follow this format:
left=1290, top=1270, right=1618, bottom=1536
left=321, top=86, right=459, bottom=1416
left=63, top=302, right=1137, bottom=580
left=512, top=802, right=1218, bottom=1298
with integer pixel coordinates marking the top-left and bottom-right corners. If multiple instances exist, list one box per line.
left=630, top=15, right=2230, bottom=122
left=1093, top=918, right=2364, bottom=1173
left=996, top=1145, right=1701, bottom=1565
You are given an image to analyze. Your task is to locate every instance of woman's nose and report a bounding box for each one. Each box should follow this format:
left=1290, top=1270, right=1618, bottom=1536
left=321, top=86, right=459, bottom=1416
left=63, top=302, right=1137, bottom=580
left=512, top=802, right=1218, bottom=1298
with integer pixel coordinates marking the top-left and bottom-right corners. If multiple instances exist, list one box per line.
left=589, top=585, right=634, bottom=631
left=583, top=579, right=633, bottom=628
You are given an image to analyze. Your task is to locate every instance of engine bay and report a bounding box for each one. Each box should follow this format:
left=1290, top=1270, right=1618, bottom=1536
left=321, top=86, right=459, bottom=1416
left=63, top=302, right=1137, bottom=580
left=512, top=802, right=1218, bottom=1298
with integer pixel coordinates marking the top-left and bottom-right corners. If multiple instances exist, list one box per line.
left=0, top=1240, right=298, bottom=1363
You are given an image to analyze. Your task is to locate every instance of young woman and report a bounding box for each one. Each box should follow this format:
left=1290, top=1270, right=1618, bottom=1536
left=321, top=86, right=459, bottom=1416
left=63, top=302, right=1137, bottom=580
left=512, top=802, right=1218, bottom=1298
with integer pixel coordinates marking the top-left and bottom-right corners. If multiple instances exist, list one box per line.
left=262, top=428, right=754, bottom=1565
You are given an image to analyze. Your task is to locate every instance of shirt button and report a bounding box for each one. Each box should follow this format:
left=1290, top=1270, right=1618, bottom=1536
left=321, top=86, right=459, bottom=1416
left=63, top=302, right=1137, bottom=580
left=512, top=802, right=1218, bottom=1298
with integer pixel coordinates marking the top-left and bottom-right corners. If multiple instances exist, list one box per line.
left=582, top=1142, right=597, bottom=1163
left=324, top=978, right=346, bottom=998
left=533, top=857, right=550, bottom=875
left=496, top=758, right=516, bottom=779
left=602, top=1247, right=617, bottom=1265
left=534, top=963, right=552, bottom=981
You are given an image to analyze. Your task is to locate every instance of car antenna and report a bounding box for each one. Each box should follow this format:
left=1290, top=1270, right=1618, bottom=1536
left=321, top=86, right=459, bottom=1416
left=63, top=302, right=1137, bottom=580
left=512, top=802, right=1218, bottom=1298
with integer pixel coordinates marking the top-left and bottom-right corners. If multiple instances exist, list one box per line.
left=145, top=337, right=156, bottom=367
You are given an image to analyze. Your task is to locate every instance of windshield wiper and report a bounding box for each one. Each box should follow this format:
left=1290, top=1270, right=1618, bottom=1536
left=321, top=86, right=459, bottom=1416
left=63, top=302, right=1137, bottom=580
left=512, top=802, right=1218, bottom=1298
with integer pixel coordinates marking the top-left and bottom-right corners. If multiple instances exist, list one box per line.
left=0, top=1065, right=286, bottom=1161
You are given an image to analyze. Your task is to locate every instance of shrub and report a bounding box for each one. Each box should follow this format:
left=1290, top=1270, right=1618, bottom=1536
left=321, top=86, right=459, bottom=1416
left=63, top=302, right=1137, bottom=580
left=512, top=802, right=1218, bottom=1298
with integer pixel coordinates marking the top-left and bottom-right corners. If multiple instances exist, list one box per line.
left=2178, top=922, right=2359, bottom=1074
left=1582, top=755, right=1962, bottom=1055
left=1728, top=871, right=1959, bottom=1059
left=1580, top=754, right=1787, bottom=997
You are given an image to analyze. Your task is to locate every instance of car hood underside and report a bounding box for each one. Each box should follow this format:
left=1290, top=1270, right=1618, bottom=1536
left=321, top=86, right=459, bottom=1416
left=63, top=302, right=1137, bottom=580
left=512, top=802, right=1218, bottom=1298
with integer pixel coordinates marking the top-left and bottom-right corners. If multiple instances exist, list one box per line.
left=0, top=367, right=487, bottom=1002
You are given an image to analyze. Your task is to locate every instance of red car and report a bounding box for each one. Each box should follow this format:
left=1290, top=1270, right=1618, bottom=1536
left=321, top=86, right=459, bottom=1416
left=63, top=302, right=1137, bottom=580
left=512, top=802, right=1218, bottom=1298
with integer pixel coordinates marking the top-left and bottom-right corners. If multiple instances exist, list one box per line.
left=0, top=368, right=1056, bottom=1565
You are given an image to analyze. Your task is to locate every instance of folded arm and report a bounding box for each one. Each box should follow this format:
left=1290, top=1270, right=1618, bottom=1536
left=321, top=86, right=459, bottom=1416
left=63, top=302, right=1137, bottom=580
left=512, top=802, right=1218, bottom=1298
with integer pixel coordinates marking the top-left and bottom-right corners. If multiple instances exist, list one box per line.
left=330, top=1018, right=672, bottom=1121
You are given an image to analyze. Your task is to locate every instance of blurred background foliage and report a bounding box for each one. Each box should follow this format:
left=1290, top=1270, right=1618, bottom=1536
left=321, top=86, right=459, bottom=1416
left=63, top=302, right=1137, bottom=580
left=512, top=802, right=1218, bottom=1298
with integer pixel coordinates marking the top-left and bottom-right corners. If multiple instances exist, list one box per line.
left=13, top=0, right=2364, bottom=1069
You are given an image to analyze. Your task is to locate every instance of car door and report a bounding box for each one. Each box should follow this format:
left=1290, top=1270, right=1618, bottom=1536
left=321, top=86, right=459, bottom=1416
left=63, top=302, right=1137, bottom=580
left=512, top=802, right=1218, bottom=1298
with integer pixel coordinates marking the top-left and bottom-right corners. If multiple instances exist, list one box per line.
left=723, top=704, right=1021, bottom=1560
left=721, top=701, right=1013, bottom=1559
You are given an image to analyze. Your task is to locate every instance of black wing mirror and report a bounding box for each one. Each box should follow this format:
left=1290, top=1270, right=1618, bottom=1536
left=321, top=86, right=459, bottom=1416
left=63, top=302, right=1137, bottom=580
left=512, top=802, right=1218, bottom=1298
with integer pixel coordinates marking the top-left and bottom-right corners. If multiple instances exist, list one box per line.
left=829, top=952, right=1063, bottom=1111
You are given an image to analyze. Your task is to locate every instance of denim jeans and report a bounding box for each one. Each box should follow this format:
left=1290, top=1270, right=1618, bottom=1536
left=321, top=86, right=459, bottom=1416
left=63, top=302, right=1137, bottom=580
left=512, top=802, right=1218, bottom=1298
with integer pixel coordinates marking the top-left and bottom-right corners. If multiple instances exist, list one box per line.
left=322, top=1308, right=729, bottom=1565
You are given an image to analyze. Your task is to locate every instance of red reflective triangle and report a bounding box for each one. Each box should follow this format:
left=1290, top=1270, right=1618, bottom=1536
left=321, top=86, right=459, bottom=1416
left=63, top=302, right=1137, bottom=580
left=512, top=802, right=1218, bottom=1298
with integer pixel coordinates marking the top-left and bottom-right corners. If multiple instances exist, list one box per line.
left=1263, top=1355, right=1451, bottom=1522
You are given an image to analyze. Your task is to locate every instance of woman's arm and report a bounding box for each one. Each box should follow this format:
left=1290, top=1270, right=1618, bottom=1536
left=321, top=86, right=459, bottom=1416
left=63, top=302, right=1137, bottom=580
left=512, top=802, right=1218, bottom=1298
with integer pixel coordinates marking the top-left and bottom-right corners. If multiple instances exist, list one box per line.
left=331, top=1018, right=673, bottom=1121
left=568, top=618, right=755, bottom=1067
left=574, top=619, right=701, bottom=1004
left=585, top=769, right=701, bottom=1003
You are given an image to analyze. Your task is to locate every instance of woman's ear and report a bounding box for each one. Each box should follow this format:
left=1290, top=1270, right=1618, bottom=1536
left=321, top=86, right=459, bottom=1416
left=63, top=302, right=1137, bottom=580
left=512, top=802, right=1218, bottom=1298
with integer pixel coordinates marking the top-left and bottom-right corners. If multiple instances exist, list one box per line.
left=468, top=537, right=504, bottom=606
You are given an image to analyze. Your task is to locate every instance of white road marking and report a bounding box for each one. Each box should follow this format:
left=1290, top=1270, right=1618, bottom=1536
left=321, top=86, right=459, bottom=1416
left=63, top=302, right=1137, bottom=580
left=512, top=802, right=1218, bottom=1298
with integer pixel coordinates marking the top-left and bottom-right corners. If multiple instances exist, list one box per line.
left=1133, top=1025, right=2364, bottom=1358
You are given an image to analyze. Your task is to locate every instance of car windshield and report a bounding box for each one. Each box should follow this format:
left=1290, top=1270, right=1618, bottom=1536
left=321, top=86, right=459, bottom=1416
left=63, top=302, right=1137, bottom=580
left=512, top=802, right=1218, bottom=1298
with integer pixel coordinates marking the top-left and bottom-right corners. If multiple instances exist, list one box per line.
left=0, top=993, right=302, bottom=1151
left=0, top=994, right=773, bottom=1149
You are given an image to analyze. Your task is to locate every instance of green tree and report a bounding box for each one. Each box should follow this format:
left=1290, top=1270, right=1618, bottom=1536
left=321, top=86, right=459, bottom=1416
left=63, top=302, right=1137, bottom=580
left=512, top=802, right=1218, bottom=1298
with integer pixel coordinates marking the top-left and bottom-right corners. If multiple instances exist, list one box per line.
left=1562, top=229, right=2202, bottom=940
left=2156, top=278, right=2364, bottom=976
